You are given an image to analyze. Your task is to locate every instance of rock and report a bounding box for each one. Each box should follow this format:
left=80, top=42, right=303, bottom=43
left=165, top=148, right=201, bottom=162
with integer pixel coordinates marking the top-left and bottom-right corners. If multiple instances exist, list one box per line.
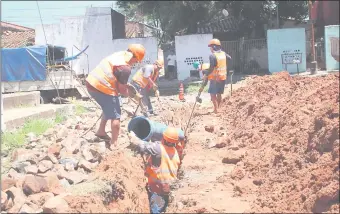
left=79, top=159, right=98, bottom=172
left=59, top=158, right=79, bottom=170
left=11, top=149, right=38, bottom=164
left=56, top=127, right=68, bottom=141
left=1, top=177, right=16, bottom=191
left=47, top=143, right=62, bottom=156
left=19, top=203, right=36, bottom=213
left=222, top=152, right=244, bottom=164
left=44, top=172, right=64, bottom=195
left=61, top=136, right=81, bottom=154
left=230, top=144, right=239, bottom=151
left=59, top=179, right=71, bottom=189
left=8, top=168, right=24, bottom=180
left=38, top=160, right=53, bottom=173
left=26, top=141, right=38, bottom=149
left=215, top=143, right=227, bottom=148
left=3, top=197, right=14, bottom=211
left=43, top=128, right=55, bottom=137
left=204, top=125, right=214, bottom=133
left=22, top=175, right=48, bottom=195
left=89, top=142, right=106, bottom=154
left=82, top=145, right=94, bottom=162
left=24, top=165, right=38, bottom=175
left=230, top=167, right=245, bottom=180
left=11, top=161, right=31, bottom=174
left=28, top=192, right=54, bottom=206
left=43, top=196, right=70, bottom=213
left=40, top=154, right=58, bottom=164
left=5, top=186, right=27, bottom=211
left=1, top=191, right=9, bottom=210
left=253, top=179, right=263, bottom=186
left=58, top=170, right=88, bottom=185
left=26, top=132, right=38, bottom=143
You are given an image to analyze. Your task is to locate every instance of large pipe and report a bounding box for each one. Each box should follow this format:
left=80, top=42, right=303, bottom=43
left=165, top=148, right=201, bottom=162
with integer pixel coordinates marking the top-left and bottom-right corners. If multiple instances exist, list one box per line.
left=128, top=116, right=184, bottom=142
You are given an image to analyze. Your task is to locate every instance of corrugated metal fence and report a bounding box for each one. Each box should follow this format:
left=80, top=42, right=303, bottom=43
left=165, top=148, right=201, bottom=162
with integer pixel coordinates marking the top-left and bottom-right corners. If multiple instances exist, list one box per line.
left=221, top=38, right=268, bottom=74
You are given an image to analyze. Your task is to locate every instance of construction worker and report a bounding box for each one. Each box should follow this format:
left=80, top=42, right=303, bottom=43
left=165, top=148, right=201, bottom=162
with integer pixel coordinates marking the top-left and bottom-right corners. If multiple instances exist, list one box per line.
left=128, top=127, right=181, bottom=214
left=131, top=59, right=163, bottom=116
left=199, top=39, right=231, bottom=113
left=86, top=44, right=145, bottom=149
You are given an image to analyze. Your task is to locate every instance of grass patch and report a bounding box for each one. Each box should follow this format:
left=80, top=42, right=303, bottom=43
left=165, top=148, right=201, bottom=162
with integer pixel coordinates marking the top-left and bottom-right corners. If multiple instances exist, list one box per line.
left=186, top=83, right=209, bottom=94
left=1, top=112, right=68, bottom=153
left=2, top=119, right=54, bottom=152
left=75, top=104, right=87, bottom=115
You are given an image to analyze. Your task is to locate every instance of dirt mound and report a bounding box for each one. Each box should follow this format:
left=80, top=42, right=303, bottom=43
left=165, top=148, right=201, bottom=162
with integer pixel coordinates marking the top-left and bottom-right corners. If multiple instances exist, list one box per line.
left=219, top=72, right=339, bottom=213
left=64, top=195, right=108, bottom=213
left=95, top=150, right=149, bottom=213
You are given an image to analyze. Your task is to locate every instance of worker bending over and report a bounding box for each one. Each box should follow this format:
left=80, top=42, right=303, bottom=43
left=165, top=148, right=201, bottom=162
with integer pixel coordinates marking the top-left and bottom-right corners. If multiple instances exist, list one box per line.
left=131, top=59, right=163, bottom=116
left=129, top=127, right=181, bottom=214
left=199, top=39, right=231, bottom=113
left=86, top=44, right=145, bottom=149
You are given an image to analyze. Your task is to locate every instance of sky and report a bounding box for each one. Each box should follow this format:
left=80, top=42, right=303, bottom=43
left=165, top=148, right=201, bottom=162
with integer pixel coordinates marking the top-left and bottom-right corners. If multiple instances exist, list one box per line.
left=1, top=1, right=118, bottom=29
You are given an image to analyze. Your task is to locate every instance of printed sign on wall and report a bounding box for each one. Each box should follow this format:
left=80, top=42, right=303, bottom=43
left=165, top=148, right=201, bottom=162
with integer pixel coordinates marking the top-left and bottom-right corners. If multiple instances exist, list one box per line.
left=267, top=28, right=306, bottom=74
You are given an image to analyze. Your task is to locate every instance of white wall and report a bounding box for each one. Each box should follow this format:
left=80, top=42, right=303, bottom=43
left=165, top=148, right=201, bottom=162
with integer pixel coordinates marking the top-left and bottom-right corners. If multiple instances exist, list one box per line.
left=175, top=34, right=213, bottom=81
left=35, top=7, right=158, bottom=77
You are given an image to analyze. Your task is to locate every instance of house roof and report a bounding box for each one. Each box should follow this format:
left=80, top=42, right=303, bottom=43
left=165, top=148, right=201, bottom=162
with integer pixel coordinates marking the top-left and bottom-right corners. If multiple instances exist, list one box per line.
left=125, top=21, right=143, bottom=38
left=197, top=17, right=240, bottom=34
left=1, top=21, right=34, bottom=32
left=1, top=30, right=35, bottom=48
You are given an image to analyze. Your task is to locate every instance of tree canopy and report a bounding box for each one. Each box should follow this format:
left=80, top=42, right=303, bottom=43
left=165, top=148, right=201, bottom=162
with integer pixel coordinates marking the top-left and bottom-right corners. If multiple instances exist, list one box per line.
left=116, top=1, right=309, bottom=44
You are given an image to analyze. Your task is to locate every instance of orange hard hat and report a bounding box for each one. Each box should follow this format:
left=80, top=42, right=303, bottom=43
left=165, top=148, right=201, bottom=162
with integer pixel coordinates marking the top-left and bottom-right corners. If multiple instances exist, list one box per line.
left=128, top=44, right=146, bottom=62
left=163, top=127, right=179, bottom=144
left=155, top=59, right=164, bottom=68
left=208, top=39, right=221, bottom=47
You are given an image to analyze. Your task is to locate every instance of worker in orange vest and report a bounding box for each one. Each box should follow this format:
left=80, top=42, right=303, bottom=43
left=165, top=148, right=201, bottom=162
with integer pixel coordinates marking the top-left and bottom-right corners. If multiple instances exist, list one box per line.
left=128, top=127, right=181, bottom=214
left=86, top=44, right=145, bottom=149
left=199, top=39, right=231, bottom=113
left=131, top=59, right=163, bottom=116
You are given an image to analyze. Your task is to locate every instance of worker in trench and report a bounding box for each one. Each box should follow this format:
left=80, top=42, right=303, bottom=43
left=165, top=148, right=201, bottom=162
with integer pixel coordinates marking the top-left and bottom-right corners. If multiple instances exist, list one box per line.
left=85, top=44, right=146, bottom=149
left=130, top=59, right=164, bottom=117
left=199, top=38, right=231, bottom=114
left=128, top=127, right=183, bottom=214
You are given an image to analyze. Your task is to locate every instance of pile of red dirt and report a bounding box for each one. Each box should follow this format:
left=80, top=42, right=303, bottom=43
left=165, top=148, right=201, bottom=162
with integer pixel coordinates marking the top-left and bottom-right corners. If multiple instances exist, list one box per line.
left=219, top=72, right=339, bottom=213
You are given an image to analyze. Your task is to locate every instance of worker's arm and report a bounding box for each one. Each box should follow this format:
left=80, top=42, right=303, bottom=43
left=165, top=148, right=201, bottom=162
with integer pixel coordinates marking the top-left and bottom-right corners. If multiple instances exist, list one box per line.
left=225, top=52, right=232, bottom=78
left=143, top=66, right=158, bottom=90
left=204, top=54, right=217, bottom=77
left=114, top=65, right=131, bottom=97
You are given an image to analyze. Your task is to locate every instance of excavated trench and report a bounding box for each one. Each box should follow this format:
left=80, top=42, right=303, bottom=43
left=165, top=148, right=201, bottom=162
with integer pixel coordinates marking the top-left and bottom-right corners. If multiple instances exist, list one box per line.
left=65, top=99, right=195, bottom=213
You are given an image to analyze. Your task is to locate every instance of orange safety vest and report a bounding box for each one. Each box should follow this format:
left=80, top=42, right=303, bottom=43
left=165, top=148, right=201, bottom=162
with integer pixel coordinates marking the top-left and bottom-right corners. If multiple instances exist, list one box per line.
left=132, top=65, right=159, bottom=89
left=86, top=51, right=133, bottom=96
left=146, top=144, right=180, bottom=194
left=208, top=51, right=227, bottom=81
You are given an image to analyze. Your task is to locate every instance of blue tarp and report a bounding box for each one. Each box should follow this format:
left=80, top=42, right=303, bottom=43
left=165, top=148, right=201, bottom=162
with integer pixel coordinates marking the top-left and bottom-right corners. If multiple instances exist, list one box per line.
left=1, top=45, right=47, bottom=82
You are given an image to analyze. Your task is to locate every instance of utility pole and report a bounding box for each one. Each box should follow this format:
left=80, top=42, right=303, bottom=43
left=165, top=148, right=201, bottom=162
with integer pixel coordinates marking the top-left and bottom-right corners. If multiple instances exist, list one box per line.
left=308, top=0, right=317, bottom=74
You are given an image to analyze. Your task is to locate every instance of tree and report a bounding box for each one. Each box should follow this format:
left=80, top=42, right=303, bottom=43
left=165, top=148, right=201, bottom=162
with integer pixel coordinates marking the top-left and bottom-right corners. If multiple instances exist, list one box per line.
left=117, top=1, right=309, bottom=43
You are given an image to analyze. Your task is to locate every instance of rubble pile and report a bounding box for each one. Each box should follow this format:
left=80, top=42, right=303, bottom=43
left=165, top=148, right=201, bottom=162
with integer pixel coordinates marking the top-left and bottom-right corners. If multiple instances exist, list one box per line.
left=1, top=112, right=111, bottom=213
left=219, top=72, right=339, bottom=213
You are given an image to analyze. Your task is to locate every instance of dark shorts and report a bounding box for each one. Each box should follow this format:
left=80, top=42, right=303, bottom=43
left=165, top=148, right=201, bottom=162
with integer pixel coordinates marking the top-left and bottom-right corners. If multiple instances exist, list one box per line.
left=208, top=80, right=226, bottom=94
left=87, top=89, right=121, bottom=120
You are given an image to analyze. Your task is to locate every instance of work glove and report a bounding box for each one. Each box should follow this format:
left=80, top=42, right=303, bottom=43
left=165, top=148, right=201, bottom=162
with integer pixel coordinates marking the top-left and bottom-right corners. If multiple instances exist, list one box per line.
left=155, top=90, right=160, bottom=97
left=134, top=93, right=142, bottom=103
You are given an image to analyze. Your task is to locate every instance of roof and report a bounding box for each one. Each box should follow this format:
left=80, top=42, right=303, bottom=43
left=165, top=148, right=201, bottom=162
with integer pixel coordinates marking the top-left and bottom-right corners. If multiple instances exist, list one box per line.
left=125, top=21, right=153, bottom=38
left=197, top=17, right=240, bottom=34
left=0, top=21, right=34, bottom=32
left=1, top=31, right=35, bottom=48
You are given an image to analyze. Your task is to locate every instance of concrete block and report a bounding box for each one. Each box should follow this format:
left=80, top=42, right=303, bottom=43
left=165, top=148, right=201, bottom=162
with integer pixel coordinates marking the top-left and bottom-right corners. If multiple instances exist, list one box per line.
left=3, top=91, right=40, bottom=110
left=3, top=104, right=75, bottom=131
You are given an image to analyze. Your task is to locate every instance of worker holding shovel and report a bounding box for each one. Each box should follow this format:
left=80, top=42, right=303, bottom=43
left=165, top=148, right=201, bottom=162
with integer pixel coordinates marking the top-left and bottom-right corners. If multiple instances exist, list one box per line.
left=194, top=39, right=231, bottom=114
left=85, top=44, right=145, bottom=149
left=128, top=127, right=181, bottom=214
left=131, top=59, right=164, bottom=117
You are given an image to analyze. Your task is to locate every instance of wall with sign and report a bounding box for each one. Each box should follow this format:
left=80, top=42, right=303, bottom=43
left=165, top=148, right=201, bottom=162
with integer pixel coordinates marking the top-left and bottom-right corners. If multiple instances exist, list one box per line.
left=175, top=34, right=213, bottom=81
left=267, top=28, right=306, bottom=74
left=325, top=25, right=339, bottom=71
